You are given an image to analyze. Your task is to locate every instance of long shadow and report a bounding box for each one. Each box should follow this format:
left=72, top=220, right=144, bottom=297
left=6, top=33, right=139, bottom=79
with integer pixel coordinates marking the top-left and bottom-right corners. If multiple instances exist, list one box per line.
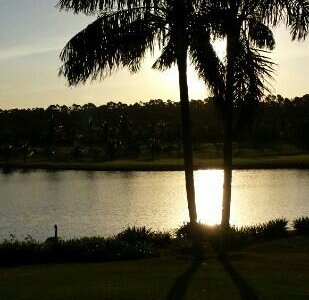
left=219, top=257, right=260, bottom=300
left=166, top=259, right=202, bottom=300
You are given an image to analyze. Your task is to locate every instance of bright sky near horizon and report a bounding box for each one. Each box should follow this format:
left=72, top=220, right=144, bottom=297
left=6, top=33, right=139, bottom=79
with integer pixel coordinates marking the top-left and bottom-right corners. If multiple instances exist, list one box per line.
left=0, top=0, right=308, bottom=109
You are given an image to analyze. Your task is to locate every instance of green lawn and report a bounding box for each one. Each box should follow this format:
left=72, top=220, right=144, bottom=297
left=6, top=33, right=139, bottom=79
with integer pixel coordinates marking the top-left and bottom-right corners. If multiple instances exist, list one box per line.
left=1, top=237, right=308, bottom=300
left=1, top=154, right=309, bottom=171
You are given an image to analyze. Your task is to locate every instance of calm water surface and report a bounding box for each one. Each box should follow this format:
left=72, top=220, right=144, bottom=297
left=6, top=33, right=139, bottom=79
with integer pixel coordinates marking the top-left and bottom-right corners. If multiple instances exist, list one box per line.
left=0, top=169, right=308, bottom=241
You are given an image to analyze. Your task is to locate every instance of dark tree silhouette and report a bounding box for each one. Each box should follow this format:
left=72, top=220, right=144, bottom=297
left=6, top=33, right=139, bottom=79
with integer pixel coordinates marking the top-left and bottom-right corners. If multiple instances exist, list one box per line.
left=196, top=0, right=309, bottom=233
left=1, top=96, right=309, bottom=163
left=57, top=0, right=225, bottom=223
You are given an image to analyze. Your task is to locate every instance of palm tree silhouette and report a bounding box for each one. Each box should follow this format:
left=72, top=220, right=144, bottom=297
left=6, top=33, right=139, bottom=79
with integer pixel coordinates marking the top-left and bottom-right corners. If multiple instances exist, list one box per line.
left=57, top=0, right=221, bottom=224
left=195, top=0, right=309, bottom=233
left=58, top=0, right=309, bottom=233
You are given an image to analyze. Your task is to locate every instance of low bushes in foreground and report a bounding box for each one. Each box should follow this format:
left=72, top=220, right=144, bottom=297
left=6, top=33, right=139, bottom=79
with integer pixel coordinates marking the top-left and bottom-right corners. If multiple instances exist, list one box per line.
left=0, top=217, right=308, bottom=265
left=175, top=218, right=289, bottom=252
left=293, top=217, right=309, bottom=235
left=0, top=227, right=171, bottom=266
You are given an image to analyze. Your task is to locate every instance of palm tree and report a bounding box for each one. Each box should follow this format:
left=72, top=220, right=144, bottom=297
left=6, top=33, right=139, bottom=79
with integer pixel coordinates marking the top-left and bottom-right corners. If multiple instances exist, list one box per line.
left=57, top=0, right=222, bottom=224
left=196, top=0, right=309, bottom=232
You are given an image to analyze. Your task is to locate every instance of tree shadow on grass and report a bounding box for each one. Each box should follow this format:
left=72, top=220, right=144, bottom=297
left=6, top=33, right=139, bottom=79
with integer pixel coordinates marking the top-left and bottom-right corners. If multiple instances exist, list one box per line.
left=166, top=259, right=202, bottom=300
left=219, top=257, right=260, bottom=300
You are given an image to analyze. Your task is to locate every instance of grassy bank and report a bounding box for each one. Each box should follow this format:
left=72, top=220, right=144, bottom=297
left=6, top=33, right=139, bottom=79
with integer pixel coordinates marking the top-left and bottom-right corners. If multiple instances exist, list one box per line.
left=1, top=236, right=308, bottom=300
left=1, top=218, right=308, bottom=265
left=1, top=154, right=309, bottom=171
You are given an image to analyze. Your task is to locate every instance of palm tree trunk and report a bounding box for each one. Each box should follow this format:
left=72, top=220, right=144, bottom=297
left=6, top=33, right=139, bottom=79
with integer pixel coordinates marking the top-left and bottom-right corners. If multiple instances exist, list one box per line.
left=221, top=111, right=233, bottom=230
left=176, top=40, right=197, bottom=225
left=221, top=25, right=239, bottom=231
left=177, top=60, right=197, bottom=224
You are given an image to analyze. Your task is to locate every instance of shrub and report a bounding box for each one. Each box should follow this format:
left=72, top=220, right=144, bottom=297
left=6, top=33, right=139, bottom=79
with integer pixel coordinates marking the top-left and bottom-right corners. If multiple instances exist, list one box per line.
left=116, top=226, right=171, bottom=246
left=0, top=235, right=42, bottom=265
left=293, top=217, right=309, bottom=235
left=0, top=227, right=171, bottom=266
left=174, top=222, right=222, bottom=254
left=175, top=218, right=289, bottom=253
left=175, top=222, right=220, bottom=240
left=117, top=226, right=154, bottom=243
left=256, top=218, right=289, bottom=240
left=116, top=226, right=171, bottom=257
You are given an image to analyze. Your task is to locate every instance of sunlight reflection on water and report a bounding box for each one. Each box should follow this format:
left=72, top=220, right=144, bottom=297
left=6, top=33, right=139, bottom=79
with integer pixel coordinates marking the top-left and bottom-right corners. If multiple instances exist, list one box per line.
left=195, top=170, right=223, bottom=225
left=0, top=169, right=308, bottom=240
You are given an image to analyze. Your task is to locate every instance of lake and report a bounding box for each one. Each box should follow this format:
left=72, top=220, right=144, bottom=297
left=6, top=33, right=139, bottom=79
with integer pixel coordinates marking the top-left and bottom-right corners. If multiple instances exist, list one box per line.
left=0, top=169, right=308, bottom=241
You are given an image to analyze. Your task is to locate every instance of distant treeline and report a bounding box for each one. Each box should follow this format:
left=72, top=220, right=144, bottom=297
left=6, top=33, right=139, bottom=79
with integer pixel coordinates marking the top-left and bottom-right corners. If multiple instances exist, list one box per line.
left=0, top=94, right=308, bottom=161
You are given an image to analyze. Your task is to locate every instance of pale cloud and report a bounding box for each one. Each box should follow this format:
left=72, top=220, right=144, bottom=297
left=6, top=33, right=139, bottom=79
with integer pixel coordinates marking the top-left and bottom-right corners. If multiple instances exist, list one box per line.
left=0, top=45, right=58, bottom=61
left=0, top=35, right=69, bottom=61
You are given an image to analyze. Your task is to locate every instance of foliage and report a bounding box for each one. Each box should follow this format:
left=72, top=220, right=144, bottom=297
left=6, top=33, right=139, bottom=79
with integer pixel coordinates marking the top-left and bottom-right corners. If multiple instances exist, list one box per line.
left=0, top=95, right=309, bottom=163
left=2, top=236, right=309, bottom=300
left=0, top=227, right=171, bottom=266
left=57, top=0, right=225, bottom=89
left=1, top=218, right=308, bottom=265
left=117, top=226, right=171, bottom=246
left=175, top=218, right=289, bottom=251
left=0, top=235, right=41, bottom=265
left=57, top=0, right=231, bottom=224
left=293, top=217, right=309, bottom=235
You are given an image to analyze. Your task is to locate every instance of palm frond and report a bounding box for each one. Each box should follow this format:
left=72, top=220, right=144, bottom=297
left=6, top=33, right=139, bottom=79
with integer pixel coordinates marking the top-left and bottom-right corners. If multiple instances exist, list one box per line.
left=288, top=0, right=309, bottom=40
left=257, top=0, right=309, bottom=40
left=152, top=39, right=177, bottom=71
left=57, top=0, right=162, bottom=14
left=189, top=30, right=225, bottom=98
left=258, top=0, right=290, bottom=26
left=195, top=5, right=228, bottom=39
left=233, top=37, right=275, bottom=123
left=59, top=9, right=162, bottom=85
left=235, top=48, right=274, bottom=100
left=248, top=19, right=275, bottom=50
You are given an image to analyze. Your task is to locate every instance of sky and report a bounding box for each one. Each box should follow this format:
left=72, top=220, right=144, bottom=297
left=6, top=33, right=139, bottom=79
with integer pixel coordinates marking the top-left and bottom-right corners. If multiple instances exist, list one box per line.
left=0, top=0, right=308, bottom=109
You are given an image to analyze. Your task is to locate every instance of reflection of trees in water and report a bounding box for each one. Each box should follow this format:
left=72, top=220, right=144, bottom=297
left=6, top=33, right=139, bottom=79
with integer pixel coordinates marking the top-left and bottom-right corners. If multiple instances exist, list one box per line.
left=86, top=171, right=96, bottom=180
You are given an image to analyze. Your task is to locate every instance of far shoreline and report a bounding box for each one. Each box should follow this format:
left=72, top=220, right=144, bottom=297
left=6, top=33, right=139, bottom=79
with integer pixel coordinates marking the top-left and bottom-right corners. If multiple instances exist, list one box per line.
left=1, top=154, right=309, bottom=172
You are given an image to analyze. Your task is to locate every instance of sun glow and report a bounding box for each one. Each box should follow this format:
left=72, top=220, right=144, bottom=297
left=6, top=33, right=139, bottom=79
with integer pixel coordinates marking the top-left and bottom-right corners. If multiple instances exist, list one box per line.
left=157, top=39, right=226, bottom=101
left=160, top=65, right=206, bottom=99
left=195, top=170, right=223, bottom=225
left=212, top=39, right=226, bottom=61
